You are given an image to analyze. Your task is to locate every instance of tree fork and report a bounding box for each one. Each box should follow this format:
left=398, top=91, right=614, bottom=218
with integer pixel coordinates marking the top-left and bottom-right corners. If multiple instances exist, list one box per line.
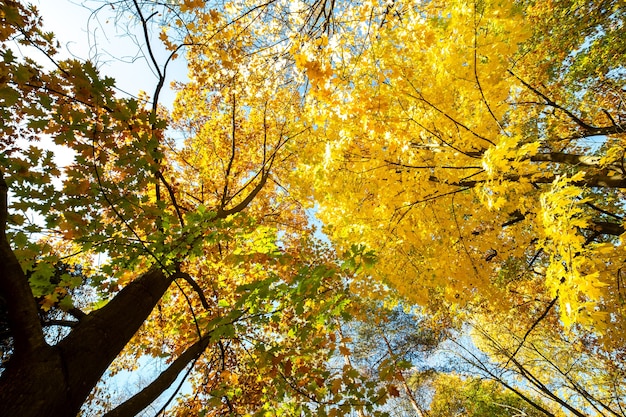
left=0, top=172, right=175, bottom=417
left=0, top=267, right=173, bottom=417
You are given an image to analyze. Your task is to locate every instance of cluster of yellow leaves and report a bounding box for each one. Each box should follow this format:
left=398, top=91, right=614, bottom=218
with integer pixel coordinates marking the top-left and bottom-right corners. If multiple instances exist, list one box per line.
left=539, top=174, right=620, bottom=333
left=289, top=0, right=626, bottom=348
left=294, top=0, right=532, bottom=307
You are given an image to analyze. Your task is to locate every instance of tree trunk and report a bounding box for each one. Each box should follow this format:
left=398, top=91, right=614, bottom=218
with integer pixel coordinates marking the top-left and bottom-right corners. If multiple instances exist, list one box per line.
left=0, top=266, right=172, bottom=417
left=0, top=173, right=174, bottom=417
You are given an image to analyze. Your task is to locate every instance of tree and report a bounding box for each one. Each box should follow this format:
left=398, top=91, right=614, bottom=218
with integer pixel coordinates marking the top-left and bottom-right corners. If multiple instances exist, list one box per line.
left=294, top=0, right=626, bottom=349
left=3, top=0, right=625, bottom=415
left=462, top=314, right=626, bottom=417
left=0, top=1, right=372, bottom=416
left=427, top=373, right=551, bottom=417
left=346, top=304, right=445, bottom=417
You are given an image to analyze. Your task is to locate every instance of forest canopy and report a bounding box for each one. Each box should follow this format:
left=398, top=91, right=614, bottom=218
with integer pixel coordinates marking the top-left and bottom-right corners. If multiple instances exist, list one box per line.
left=0, top=0, right=625, bottom=416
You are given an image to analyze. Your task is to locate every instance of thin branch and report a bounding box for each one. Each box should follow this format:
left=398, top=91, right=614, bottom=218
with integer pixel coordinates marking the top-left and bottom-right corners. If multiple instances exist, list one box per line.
left=221, top=93, right=238, bottom=210
left=452, top=337, right=556, bottom=417
left=41, top=319, right=78, bottom=328
left=509, top=70, right=594, bottom=131
left=155, top=355, right=200, bottom=417
left=528, top=341, right=620, bottom=417
left=155, top=171, right=186, bottom=227
left=90, top=128, right=165, bottom=269
left=583, top=201, right=623, bottom=221
left=393, top=186, right=471, bottom=226
left=173, top=279, right=202, bottom=342
left=472, top=327, right=588, bottom=417
left=504, top=295, right=558, bottom=368
left=404, top=77, right=496, bottom=146
left=451, top=193, right=479, bottom=277
left=472, top=1, right=505, bottom=133
left=501, top=210, right=526, bottom=228
left=132, top=1, right=162, bottom=81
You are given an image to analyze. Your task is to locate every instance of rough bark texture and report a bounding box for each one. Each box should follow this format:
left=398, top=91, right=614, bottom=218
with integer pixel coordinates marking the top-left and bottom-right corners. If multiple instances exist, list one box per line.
left=0, top=265, right=172, bottom=417
left=0, top=170, right=175, bottom=417
left=0, top=173, right=46, bottom=355
left=57, top=268, right=172, bottom=415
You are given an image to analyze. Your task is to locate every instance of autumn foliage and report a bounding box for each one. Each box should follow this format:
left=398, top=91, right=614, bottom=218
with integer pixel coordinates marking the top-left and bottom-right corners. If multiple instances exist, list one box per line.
left=1, top=0, right=625, bottom=416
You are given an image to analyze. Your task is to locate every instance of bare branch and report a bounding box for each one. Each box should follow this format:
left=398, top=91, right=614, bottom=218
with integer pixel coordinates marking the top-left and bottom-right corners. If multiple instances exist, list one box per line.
left=504, top=295, right=558, bottom=368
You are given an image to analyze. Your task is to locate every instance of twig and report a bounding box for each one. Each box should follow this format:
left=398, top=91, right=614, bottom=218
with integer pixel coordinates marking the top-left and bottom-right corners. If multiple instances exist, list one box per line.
left=504, top=295, right=558, bottom=368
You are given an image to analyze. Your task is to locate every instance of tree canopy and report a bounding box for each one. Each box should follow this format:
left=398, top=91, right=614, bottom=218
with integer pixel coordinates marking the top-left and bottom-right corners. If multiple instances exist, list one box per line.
left=1, top=0, right=625, bottom=416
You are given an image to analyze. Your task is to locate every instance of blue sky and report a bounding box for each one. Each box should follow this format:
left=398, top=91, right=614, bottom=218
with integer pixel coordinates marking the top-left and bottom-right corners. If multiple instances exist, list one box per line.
left=30, top=0, right=187, bottom=170
left=35, top=0, right=184, bottom=107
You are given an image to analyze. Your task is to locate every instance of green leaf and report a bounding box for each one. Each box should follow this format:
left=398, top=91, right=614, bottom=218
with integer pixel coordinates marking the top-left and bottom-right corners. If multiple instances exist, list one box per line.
left=13, top=231, right=29, bottom=247
left=59, top=295, right=75, bottom=310
left=0, top=87, right=20, bottom=107
left=3, top=49, right=15, bottom=63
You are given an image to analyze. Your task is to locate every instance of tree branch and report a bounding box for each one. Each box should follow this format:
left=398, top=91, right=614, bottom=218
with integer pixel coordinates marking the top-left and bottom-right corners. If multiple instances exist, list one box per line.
left=221, top=93, right=238, bottom=211
left=530, top=152, right=622, bottom=171
left=509, top=71, right=595, bottom=132
left=155, top=170, right=186, bottom=227
left=42, top=319, right=78, bottom=328
left=504, top=295, right=558, bottom=368
left=453, top=337, right=556, bottom=417
left=172, top=271, right=210, bottom=311
left=103, top=334, right=212, bottom=417
left=590, top=220, right=624, bottom=236
left=430, top=172, right=626, bottom=189
left=56, top=268, right=173, bottom=412
left=215, top=160, right=272, bottom=219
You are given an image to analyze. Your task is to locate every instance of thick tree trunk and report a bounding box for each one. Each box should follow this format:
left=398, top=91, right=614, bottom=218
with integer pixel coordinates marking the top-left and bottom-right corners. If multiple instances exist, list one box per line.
left=57, top=268, right=172, bottom=415
left=0, top=173, right=175, bottom=416
left=0, top=267, right=172, bottom=417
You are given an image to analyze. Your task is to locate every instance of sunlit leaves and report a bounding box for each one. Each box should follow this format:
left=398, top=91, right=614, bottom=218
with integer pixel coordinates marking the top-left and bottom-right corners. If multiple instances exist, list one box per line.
left=4, top=0, right=626, bottom=414
left=293, top=0, right=626, bottom=348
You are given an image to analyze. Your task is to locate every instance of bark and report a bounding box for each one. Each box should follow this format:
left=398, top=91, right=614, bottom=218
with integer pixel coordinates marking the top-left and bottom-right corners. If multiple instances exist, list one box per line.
left=590, top=220, right=625, bottom=236
left=56, top=268, right=172, bottom=415
left=0, top=171, right=176, bottom=417
left=0, top=173, right=46, bottom=356
left=431, top=172, right=626, bottom=189
left=0, top=266, right=172, bottom=417
left=530, top=152, right=605, bottom=167
left=103, top=334, right=212, bottom=417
